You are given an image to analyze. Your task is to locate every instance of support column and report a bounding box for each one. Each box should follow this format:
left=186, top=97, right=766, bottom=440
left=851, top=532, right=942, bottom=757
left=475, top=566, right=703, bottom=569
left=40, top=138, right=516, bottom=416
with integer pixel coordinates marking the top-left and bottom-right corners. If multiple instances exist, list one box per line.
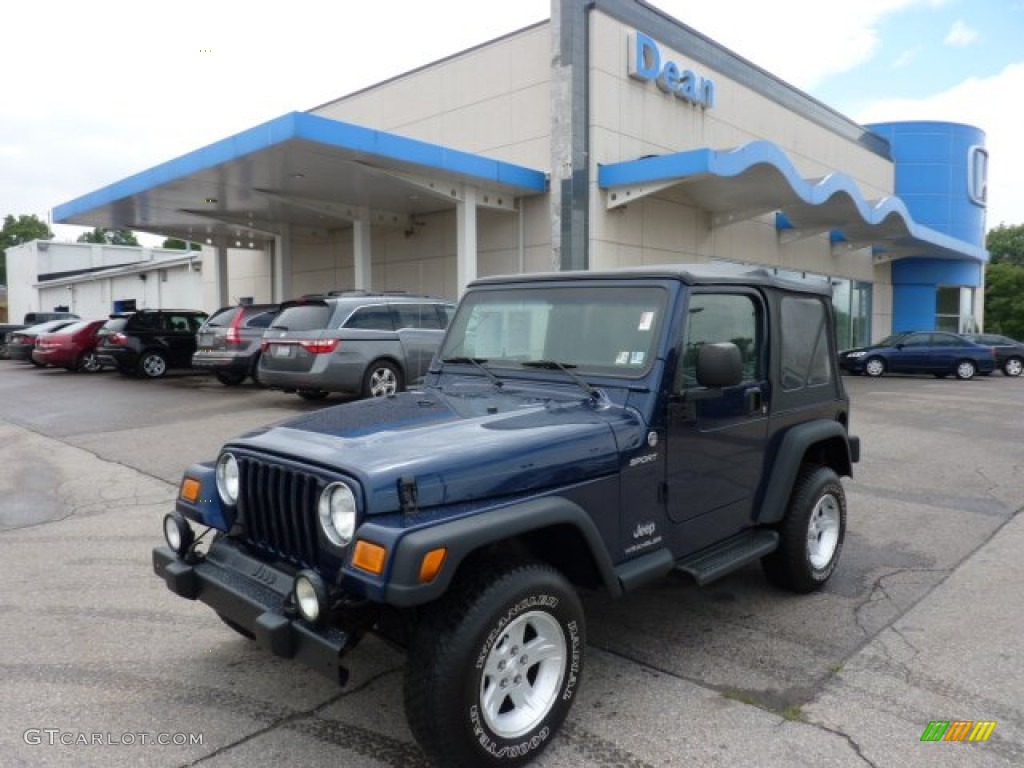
left=550, top=0, right=590, bottom=272
left=273, top=224, right=293, bottom=302
left=213, top=238, right=229, bottom=307
left=353, top=207, right=372, bottom=291
left=456, top=186, right=479, bottom=296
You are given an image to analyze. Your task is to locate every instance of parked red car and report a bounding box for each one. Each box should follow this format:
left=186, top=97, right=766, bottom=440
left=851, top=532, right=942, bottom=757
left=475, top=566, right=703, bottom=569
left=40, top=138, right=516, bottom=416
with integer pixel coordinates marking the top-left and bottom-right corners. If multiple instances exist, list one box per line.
left=31, top=319, right=107, bottom=372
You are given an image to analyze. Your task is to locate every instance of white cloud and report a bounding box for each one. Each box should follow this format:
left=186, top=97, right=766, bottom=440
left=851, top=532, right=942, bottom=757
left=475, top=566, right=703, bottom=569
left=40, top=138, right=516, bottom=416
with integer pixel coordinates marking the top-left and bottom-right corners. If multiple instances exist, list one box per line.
left=892, top=46, right=922, bottom=68
left=944, top=19, right=980, bottom=47
left=856, top=62, right=1024, bottom=228
left=655, top=0, right=933, bottom=89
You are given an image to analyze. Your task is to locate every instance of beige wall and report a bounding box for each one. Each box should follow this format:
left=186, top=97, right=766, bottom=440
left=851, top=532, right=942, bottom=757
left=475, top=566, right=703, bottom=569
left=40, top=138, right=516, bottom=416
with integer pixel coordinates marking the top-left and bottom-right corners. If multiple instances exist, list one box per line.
left=300, top=11, right=897, bottom=333
left=314, top=24, right=552, bottom=170
left=586, top=11, right=892, bottom=336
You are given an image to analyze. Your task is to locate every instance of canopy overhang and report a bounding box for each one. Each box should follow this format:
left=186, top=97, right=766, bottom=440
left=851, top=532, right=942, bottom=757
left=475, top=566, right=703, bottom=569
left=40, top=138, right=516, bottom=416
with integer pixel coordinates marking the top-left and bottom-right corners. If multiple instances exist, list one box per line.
left=598, top=141, right=987, bottom=263
left=53, top=111, right=548, bottom=244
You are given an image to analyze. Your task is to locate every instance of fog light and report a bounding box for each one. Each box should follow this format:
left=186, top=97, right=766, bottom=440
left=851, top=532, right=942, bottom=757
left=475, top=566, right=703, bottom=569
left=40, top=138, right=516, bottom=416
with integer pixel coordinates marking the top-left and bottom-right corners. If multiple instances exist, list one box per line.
left=294, top=570, right=328, bottom=626
left=163, top=513, right=194, bottom=557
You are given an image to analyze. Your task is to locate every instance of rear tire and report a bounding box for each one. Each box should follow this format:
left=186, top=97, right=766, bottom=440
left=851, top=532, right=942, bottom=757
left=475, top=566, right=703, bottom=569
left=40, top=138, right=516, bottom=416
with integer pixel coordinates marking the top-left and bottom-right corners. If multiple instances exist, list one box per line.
left=762, top=465, right=846, bottom=593
left=214, top=371, right=246, bottom=386
left=404, top=561, right=584, bottom=768
left=361, top=360, right=403, bottom=398
left=138, top=351, right=168, bottom=378
left=76, top=350, right=102, bottom=373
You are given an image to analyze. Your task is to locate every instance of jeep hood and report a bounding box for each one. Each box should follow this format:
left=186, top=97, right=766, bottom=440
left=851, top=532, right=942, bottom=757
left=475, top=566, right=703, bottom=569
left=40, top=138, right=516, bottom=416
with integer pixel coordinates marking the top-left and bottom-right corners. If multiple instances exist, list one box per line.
left=228, top=387, right=646, bottom=515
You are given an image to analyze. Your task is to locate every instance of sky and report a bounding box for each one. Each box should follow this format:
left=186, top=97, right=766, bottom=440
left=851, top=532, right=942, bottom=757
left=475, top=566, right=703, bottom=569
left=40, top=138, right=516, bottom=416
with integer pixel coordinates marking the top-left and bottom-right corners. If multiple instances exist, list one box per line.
left=1, top=0, right=1021, bottom=248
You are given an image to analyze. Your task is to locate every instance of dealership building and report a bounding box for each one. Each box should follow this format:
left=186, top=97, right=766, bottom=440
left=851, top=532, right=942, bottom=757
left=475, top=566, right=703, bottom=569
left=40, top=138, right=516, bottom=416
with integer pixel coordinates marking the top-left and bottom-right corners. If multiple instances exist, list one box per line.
left=47, top=0, right=988, bottom=347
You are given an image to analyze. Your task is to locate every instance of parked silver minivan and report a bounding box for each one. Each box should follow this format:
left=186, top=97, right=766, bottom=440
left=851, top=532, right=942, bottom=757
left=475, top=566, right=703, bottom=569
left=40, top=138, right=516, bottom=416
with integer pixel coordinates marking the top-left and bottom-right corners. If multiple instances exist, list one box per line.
left=257, top=292, right=455, bottom=400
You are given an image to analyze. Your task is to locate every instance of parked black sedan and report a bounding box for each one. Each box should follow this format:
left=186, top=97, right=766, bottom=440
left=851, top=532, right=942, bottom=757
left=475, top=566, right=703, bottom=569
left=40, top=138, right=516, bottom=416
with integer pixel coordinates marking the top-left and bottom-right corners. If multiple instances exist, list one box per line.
left=961, top=333, right=1024, bottom=377
left=839, top=331, right=996, bottom=380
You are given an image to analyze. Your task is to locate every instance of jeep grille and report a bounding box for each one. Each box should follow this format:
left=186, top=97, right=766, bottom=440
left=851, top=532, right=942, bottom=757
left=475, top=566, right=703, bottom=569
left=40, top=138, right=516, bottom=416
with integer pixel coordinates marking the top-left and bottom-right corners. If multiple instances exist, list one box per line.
left=237, top=456, right=322, bottom=568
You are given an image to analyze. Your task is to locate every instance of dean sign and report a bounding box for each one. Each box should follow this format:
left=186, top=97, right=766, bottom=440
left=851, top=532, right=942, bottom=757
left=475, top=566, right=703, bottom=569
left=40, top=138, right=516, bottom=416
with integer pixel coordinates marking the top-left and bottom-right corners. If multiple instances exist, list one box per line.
left=628, top=31, right=715, bottom=109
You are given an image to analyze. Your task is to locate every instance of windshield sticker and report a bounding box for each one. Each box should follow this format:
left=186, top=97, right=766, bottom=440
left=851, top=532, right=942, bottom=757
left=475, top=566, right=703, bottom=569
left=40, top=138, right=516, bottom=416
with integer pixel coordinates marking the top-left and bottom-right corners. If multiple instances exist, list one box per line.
left=615, top=351, right=630, bottom=366
left=638, top=311, right=654, bottom=331
left=630, top=351, right=646, bottom=365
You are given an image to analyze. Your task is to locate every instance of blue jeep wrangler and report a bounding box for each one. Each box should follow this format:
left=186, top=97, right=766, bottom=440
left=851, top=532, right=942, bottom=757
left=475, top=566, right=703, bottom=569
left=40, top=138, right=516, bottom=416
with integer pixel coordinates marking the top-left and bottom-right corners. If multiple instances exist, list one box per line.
left=154, top=265, right=859, bottom=767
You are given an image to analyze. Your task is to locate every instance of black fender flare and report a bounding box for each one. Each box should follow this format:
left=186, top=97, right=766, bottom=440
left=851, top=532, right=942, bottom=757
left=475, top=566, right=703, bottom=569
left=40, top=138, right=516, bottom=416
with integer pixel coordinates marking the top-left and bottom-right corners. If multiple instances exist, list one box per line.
left=356, top=496, right=622, bottom=607
left=757, top=420, right=855, bottom=525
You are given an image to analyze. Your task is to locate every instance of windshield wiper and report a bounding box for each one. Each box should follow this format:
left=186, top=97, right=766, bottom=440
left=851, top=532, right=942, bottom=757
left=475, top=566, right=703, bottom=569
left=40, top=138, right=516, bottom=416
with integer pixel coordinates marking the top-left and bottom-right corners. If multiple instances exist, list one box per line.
left=520, top=360, right=600, bottom=400
left=441, top=356, right=504, bottom=388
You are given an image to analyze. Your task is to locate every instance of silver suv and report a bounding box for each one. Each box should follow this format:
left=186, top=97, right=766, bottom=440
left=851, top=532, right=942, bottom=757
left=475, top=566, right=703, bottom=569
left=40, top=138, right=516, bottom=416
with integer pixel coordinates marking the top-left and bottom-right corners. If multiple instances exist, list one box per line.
left=257, top=292, right=455, bottom=400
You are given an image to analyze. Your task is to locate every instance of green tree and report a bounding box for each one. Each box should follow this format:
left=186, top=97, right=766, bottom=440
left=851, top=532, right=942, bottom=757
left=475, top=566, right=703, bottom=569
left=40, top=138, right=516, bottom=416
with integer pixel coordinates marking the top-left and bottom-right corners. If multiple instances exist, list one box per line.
left=161, top=238, right=201, bottom=251
left=986, top=223, right=1024, bottom=266
left=76, top=227, right=140, bottom=246
left=0, top=214, right=54, bottom=285
left=984, top=261, right=1024, bottom=340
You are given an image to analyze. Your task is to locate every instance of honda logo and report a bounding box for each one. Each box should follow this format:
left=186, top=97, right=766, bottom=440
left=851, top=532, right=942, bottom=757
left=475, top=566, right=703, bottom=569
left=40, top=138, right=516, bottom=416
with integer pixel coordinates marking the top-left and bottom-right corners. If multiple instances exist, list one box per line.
left=967, top=145, right=988, bottom=207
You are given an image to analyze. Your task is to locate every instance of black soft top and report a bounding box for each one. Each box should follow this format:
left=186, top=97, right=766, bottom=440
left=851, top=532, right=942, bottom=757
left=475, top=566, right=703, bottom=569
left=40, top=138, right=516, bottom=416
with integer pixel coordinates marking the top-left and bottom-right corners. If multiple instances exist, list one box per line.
left=469, top=263, right=831, bottom=296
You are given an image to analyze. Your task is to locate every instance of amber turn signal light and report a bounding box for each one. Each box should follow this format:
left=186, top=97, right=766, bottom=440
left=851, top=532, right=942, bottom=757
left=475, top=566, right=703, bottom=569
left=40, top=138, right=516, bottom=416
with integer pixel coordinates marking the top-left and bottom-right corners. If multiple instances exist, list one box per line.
left=180, top=477, right=201, bottom=503
left=352, top=540, right=387, bottom=574
left=418, top=548, right=447, bottom=583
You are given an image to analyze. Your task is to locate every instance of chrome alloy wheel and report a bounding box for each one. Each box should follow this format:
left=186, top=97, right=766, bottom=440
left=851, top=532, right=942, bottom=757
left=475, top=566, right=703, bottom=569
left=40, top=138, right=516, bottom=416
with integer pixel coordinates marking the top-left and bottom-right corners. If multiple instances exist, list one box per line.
left=806, top=493, right=842, bottom=569
left=478, top=610, right=567, bottom=739
left=367, top=366, right=398, bottom=397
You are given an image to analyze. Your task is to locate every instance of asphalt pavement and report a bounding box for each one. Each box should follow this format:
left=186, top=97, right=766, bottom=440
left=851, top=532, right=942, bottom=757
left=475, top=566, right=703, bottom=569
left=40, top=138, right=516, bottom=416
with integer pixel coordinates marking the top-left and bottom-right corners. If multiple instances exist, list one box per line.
left=0, top=363, right=1021, bottom=767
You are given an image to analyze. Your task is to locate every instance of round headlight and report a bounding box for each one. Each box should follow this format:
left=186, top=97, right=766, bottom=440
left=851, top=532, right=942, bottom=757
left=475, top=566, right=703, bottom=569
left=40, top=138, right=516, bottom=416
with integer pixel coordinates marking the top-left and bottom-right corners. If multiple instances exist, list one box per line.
left=318, top=482, right=357, bottom=547
left=163, top=513, right=194, bottom=557
left=216, top=453, right=239, bottom=505
left=294, top=571, right=326, bottom=625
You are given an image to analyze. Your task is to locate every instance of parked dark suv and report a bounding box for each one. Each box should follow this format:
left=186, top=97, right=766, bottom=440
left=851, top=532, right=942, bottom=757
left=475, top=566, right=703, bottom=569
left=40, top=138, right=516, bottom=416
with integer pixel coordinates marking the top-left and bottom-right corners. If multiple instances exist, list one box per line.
left=155, top=265, right=859, bottom=767
left=96, top=309, right=208, bottom=378
left=192, top=303, right=280, bottom=385
left=258, top=292, right=455, bottom=400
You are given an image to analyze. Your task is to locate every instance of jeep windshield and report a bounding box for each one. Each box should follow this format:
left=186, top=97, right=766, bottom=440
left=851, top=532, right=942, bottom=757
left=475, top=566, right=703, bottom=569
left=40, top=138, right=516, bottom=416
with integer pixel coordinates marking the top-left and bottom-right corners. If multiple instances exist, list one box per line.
left=440, top=284, right=667, bottom=378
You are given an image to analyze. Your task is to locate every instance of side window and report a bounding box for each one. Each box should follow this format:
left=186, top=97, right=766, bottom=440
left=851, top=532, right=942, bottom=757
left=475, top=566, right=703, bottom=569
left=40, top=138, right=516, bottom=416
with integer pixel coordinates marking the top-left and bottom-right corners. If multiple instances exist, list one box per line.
left=902, top=333, right=930, bottom=347
left=437, top=304, right=455, bottom=329
left=245, top=311, right=276, bottom=329
left=343, top=306, right=396, bottom=331
left=132, top=313, right=160, bottom=331
left=394, top=304, right=442, bottom=330
left=164, top=315, right=193, bottom=332
left=780, top=297, right=832, bottom=390
left=680, top=293, right=761, bottom=387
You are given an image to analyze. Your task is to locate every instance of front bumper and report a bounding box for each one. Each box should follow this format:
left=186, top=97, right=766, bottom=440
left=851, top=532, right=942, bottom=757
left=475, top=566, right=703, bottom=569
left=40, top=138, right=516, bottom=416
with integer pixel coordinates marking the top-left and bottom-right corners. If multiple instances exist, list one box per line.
left=153, top=541, right=352, bottom=685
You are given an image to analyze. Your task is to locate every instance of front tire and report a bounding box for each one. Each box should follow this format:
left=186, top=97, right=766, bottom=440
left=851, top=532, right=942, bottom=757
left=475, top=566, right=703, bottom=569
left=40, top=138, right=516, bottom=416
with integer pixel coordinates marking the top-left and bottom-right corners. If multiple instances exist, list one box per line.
left=137, top=351, right=168, bottom=378
left=762, top=465, right=846, bottom=593
left=404, top=562, right=585, bottom=768
left=954, top=359, right=976, bottom=380
left=863, top=357, right=885, bottom=377
left=1003, top=356, right=1023, bottom=377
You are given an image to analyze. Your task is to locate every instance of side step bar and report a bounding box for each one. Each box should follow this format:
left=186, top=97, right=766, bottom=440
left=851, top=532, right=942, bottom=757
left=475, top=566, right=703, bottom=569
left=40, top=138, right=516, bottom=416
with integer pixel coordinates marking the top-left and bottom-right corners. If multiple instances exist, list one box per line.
left=674, top=529, right=779, bottom=585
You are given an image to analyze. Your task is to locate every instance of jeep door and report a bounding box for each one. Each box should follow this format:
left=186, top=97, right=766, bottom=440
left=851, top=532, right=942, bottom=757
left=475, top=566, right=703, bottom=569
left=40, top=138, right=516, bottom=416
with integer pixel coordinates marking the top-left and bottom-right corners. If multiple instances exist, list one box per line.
left=665, top=290, right=769, bottom=550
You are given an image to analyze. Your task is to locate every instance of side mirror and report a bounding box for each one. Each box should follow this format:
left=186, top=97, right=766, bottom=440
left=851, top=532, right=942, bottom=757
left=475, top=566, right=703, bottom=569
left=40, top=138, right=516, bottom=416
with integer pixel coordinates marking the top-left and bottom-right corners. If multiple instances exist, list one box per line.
left=696, top=342, right=744, bottom=388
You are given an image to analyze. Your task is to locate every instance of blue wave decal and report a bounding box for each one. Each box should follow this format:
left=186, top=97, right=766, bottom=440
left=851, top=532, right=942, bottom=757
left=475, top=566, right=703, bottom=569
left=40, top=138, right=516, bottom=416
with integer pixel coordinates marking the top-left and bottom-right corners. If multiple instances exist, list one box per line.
left=598, top=141, right=986, bottom=261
